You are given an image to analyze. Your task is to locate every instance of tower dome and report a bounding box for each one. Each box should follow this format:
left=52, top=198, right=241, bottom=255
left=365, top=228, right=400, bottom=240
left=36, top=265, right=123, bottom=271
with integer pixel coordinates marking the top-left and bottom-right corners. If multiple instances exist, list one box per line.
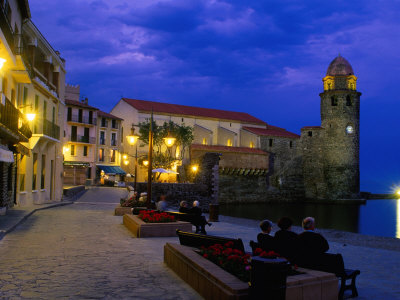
left=326, top=55, right=354, bottom=76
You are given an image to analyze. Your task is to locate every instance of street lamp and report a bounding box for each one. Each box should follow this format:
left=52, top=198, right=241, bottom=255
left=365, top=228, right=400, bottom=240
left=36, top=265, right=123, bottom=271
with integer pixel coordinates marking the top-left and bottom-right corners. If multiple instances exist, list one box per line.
left=163, top=131, right=176, bottom=147
left=126, top=125, right=139, bottom=192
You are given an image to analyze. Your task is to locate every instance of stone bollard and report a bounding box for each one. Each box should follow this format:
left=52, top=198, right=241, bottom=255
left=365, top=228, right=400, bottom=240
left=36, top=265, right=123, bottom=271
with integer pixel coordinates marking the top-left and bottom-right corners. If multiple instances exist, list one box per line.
left=208, top=204, right=219, bottom=222
left=250, top=257, right=290, bottom=300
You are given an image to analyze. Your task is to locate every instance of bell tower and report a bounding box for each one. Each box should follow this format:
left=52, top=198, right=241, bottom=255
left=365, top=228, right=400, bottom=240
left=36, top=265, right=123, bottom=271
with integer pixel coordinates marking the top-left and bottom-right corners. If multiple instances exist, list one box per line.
left=320, top=55, right=361, bottom=199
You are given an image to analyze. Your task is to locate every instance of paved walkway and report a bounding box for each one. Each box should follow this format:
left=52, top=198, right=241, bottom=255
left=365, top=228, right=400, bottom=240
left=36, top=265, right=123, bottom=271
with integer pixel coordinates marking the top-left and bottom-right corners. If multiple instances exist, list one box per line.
left=0, top=187, right=399, bottom=299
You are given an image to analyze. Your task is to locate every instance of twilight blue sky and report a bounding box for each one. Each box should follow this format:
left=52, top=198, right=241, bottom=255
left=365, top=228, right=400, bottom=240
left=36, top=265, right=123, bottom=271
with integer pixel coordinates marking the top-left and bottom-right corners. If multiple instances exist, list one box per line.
left=30, top=0, right=400, bottom=193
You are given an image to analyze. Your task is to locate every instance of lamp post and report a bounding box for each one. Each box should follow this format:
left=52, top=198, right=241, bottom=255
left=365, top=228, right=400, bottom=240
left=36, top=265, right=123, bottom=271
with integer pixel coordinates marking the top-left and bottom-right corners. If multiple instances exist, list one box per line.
left=126, top=125, right=139, bottom=192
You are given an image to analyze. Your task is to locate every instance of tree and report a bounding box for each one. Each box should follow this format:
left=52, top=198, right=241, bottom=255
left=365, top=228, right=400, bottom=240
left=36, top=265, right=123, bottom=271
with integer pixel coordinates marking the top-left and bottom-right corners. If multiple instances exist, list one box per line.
left=138, top=120, right=194, bottom=170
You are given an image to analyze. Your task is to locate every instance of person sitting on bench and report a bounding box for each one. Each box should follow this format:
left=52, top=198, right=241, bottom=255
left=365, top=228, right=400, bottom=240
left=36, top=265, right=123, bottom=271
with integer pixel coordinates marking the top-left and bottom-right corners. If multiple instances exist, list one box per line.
left=257, top=219, right=275, bottom=252
left=179, top=201, right=190, bottom=213
left=156, top=195, right=168, bottom=212
left=188, top=201, right=211, bottom=234
left=274, top=217, right=299, bottom=262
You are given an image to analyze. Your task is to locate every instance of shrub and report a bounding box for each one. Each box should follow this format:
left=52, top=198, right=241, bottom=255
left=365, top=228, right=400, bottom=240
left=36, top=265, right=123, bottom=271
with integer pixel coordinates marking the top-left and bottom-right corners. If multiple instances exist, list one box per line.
left=138, top=210, right=176, bottom=223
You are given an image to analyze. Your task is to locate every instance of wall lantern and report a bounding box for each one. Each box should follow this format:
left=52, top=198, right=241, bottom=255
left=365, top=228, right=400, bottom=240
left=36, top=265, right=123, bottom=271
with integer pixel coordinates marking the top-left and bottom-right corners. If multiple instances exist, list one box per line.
left=163, top=131, right=176, bottom=147
left=126, top=125, right=139, bottom=146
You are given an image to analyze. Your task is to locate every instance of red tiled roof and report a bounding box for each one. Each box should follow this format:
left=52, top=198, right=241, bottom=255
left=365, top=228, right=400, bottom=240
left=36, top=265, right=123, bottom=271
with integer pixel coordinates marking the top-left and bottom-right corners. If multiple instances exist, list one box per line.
left=65, top=99, right=98, bottom=110
left=122, top=98, right=266, bottom=125
left=191, top=144, right=268, bottom=155
left=243, top=125, right=300, bottom=138
left=98, top=110, right=123, bottom=120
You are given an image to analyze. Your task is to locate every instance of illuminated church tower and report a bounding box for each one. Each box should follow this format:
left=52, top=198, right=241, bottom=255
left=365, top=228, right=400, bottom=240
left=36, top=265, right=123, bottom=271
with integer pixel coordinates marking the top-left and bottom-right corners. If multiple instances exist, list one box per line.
left=320, top=55, right=361, bottom=199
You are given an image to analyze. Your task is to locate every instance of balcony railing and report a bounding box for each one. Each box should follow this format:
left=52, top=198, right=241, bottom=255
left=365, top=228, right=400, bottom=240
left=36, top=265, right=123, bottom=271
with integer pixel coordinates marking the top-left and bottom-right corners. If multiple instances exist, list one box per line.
left=67, top=115, right=97, bottom=125
left=69, top=135, right=96, bottom=144
left=34, top=119, right=60, bottom=140
left=0, top=97, right=19, bottom=133
left=14, top=34, right=34, bottom=78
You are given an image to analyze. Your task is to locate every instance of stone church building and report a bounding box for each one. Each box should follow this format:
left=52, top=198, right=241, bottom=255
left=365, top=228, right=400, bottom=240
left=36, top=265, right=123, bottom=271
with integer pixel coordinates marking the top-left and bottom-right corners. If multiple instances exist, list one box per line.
left=111, top=55, right=360, bottom=203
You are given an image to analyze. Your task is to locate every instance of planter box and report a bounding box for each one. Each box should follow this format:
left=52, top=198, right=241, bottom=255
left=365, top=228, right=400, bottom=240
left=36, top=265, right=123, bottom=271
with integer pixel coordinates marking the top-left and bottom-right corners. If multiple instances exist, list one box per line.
left=164, top=243, right=338, bottom=300
left=114, top=206, right=133, bottom=216
left=123, top=214, right=192, bottom=238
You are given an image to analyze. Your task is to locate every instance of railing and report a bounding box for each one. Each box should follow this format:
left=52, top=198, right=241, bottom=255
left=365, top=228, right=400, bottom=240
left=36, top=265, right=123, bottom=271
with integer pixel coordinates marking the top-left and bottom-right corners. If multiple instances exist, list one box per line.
left=111, top=140, right=117, bottom=146
left=67, top=115, right=97, bottom=125
left=0, top=6, right=14, bottom=53
left=0, top=96, right=19, bottom=133
left=69, top=135, right=96, bottom=144
left=14, top=34, right=34, bottom=78
left=42, top=119, right=60, bottom=140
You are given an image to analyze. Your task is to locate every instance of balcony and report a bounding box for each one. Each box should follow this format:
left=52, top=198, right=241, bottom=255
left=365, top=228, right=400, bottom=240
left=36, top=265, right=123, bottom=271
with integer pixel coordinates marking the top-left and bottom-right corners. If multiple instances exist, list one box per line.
left=33, top=119, right=60, bottom=140
left=14, top=34, right=34, bottom=79
left=0, top=96, right=32, bottom=142
left=67, top=115, right=97, bottom=125
left=69, top=135, right=96, bottom=144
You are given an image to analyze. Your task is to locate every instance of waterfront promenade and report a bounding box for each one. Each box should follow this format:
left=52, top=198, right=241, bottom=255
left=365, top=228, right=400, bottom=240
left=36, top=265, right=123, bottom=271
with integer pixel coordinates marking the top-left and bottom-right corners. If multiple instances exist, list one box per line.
left=0, top=187, right=399, bottom=299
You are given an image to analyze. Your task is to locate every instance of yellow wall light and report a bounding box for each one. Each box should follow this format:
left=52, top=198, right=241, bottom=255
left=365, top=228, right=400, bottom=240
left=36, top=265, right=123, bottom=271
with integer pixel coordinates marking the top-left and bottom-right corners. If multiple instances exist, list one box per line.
left=163, top=131, right=176, bottom=147
left=143, top=160, right=149, bottom=166
left=26, top=113, right=36, bottom=121
left=0, top=58, right=6, bottom=70
left=123, top=160, right=129, bottom=165
left=191, top=165, right=198, bottom=172
left=122, top=154, right=128, bottom=160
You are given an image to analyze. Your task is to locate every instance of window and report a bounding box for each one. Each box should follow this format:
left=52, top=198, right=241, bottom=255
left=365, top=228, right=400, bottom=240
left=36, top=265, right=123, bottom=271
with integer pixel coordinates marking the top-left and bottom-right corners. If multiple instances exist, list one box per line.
left=83, top=146, right=88, bottom=157
left=71, top=126, right=77, bottom=141
left=43, top=100, right=47, bottom=120
left=289, top=141, right=293, bottom=148
left=100, top=131, right=105, bottom=145
left=99, top=149, right=104, bottom=162
left=230, top=123, right=232, bottom=127
left=249, top=141, right=254, bottom=148
left=41, top=155, right=46, bottom=189
left=269, top=139, right=273, bottom=147
left=71, top=144, right=75, bottom=156
left=32, top=153, right=37, bottom=190
left=111, top=133, right=117, bottom=146
left=110, top=149, right=116, bottom=163
left=346, top=95, right=352, bottom=106
left=89, top=111, right=93, bottom=124
left=78, top=109, right=83, bottom=123
left=227, top=139, right=232, bottom=146
left=111, top=119, right=116, bottom=129
left=181, top=118, right=184, bottom=122
left=202, top=137, right=207, bottom=145
left=101, top=118, right=107, bottom=127
left=331, top=96, right=337, bottom=106
left=121, top=127, right=123, bottom=142
left=67, top=107, right=72, bottom=121
left=35, top=95, right=39, bottom=111
left=23, top=87, right=28, bottom=106
left=308, top=131, right=313, bottom=137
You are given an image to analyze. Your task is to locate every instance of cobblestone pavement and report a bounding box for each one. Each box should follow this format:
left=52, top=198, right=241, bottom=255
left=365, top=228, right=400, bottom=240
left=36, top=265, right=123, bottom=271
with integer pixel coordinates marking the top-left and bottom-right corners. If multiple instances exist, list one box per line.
left=0, top=187, right=202, bottom=299
left=1, top=187, right=400, bottom=299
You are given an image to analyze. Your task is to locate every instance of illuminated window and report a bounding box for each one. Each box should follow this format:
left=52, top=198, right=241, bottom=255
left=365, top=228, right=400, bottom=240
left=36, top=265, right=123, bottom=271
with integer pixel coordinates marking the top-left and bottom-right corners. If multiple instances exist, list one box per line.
left=99, top=148, right=104, bottom=162
left=202, top=138, right=207, bottom=145
left=249, top=141, right=254, bottom=148
left=70, top=144, right=75, bottom=156
left=227, top=139, right=232, bottom=146
left=110, top=149, right=115, bottom=162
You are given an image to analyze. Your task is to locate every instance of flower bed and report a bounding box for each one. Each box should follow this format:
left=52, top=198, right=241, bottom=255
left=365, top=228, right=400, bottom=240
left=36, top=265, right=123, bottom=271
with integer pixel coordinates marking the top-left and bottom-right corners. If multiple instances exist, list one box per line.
left=165, top=243, right=338, bottom=300
left=138, top=210, right=176, bottom=223
left=123, top=214, right=192, bottom=238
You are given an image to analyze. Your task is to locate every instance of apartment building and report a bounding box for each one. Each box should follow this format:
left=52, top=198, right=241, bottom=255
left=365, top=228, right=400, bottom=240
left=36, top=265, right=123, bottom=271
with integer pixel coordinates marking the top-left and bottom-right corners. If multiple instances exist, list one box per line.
left=63, top=85, right=98, bottom=185
left=16, top=19, right=66, bottom=206
left=0, top=0, right=33, bottom=211
left=95, top=111, right=125, bottom=182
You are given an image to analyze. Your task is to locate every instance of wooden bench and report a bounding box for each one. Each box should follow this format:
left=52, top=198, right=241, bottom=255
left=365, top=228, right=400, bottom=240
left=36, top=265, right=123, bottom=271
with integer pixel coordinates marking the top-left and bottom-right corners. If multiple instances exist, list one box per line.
left=298, top=253, right=360, bottom=299
left=176, top=229, right=245, bottom=252
left=167, top=211, right=197, bottom=223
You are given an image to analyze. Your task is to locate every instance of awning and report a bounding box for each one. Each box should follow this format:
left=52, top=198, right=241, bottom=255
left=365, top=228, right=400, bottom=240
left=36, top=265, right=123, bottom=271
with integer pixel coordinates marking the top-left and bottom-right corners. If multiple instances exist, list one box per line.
left=16, top=143, right=30, bottom=157
left=152, top=168, right=179, bottom=174
left=0, top=148, right=14, bottom=163
left=97, top=165, right=126, bottom=175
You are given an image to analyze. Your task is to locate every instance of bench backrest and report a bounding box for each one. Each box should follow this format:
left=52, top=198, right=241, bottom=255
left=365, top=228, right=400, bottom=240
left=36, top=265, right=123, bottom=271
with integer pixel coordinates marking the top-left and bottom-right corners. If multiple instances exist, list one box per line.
left=299, top=252, right=345, bottom=276
left=176, top=230, right=245, bottom=252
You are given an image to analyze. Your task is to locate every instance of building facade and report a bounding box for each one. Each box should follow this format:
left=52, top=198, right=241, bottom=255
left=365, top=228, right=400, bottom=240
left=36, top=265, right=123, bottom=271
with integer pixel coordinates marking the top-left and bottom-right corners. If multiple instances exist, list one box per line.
left=95, top=111, right=125, bottom=182
left=15, top=19, right=66, bottom=206
left=63, top=85, right=98, bottom=185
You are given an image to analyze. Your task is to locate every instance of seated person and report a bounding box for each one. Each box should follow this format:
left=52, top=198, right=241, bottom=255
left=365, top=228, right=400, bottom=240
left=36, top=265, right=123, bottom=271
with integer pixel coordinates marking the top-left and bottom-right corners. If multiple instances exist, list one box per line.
left=156, top=195, right=168, bottom=212
left=274, top=217, right=299, bottom=262
left=298, top=217, right=329, bottom=266
left=179, top=201, right=190, bottom=213
left=257, top=219, right=275, bottom=252
left=188, top=201, right=211, bottom=234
